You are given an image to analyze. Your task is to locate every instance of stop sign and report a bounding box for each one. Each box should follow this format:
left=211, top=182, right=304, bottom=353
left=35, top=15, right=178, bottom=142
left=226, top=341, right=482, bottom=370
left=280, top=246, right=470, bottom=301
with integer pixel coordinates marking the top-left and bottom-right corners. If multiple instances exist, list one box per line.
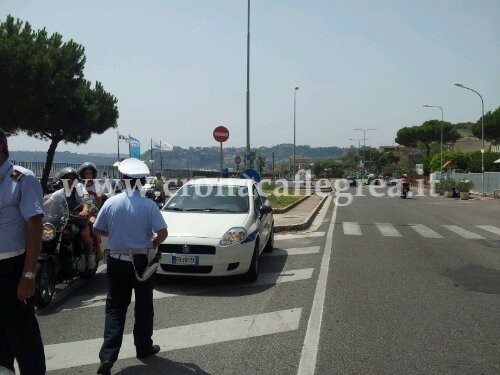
left=235, top=155, right=241, bottom=164
left=213, top=126, right=229, bottom=142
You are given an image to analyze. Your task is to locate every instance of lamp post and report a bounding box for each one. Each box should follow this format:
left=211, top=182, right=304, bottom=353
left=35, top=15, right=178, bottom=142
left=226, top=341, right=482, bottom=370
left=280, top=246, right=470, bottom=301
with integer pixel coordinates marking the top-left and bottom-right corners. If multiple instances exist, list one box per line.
left=454, top=83, right=485, bottom=196
left=349, top=138, right=362, bottom=168
left=245, top=0, right=251, bottom=168
left=293, top=86, right=299, bottom=178
left=423, top=104, right=444, bottom=175
left=353, top=128, right=375, bottom=169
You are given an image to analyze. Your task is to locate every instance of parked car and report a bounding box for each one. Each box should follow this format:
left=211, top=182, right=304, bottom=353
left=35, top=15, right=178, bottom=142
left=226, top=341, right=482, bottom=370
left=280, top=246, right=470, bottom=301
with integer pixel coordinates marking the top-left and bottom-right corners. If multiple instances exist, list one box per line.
left=157, top=178, right=274, bottom=281
left=387, top=177, right=397, bottom=186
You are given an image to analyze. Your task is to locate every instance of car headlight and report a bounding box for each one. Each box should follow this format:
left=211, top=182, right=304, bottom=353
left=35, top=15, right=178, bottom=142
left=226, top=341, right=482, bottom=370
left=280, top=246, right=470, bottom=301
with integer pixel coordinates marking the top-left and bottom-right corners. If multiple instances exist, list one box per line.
left=42, top=223, right=57, bottom=242
left=220, top=227, right=247, bottom=246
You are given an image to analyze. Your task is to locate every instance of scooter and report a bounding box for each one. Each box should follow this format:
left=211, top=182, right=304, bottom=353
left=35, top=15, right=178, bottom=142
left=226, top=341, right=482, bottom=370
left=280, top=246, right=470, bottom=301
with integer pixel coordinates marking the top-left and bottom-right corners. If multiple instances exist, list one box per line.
left=35, top=196, right=99, bottom=308
left=400, top=182, right=410, bottom=198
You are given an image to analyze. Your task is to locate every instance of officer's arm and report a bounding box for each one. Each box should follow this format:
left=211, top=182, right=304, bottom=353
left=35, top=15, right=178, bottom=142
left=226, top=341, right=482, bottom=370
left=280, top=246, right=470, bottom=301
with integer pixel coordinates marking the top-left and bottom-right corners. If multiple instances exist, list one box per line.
left=152, top=228, right=168, bottom=247
left=17, top=214, right=43, bottom=301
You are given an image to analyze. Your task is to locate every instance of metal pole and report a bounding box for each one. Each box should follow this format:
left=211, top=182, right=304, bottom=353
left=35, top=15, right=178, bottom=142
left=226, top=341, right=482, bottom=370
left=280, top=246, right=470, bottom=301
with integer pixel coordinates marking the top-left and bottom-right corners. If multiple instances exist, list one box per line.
left=353, top=128, right=375, bottom=172
left=293, top=87, right=298, bottom=178
left=220, top=142, right=223, bottom=177
left=454, top=84, right=485, bottom=196
left=245, top=0, right=251, bottom=168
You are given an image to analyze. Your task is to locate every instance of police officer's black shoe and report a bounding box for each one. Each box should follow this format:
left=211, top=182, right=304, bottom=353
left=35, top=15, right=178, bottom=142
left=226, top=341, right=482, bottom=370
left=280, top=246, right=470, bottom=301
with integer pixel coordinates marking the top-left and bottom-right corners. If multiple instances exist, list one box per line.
left=136, top=344, right=160, bottom=359
left=97, top=361, right=113, bottom=374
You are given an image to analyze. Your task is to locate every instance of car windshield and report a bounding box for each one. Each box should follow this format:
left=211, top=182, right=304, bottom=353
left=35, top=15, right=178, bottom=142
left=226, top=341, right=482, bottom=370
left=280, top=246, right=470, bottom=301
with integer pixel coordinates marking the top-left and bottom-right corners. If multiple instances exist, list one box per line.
left=164, top=184, right=249, bottom=213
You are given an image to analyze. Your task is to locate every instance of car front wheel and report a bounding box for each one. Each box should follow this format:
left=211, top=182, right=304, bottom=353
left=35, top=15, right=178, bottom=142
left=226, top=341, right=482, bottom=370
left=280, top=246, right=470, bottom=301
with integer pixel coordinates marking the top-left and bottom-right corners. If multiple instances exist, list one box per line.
left=243, top=243, right=259, bottom=282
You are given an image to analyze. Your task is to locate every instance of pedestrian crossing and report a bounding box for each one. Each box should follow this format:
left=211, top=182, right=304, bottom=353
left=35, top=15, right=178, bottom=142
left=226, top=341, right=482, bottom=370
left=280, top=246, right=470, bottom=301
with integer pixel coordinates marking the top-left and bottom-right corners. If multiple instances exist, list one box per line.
left=38, top=239, right=325, bottom=373
left=338, top=222, right=500, bottom=239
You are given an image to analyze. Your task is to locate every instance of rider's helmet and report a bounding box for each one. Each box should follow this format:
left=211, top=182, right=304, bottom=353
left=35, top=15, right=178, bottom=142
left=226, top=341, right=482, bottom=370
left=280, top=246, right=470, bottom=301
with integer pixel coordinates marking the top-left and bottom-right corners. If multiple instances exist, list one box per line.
left=78, top=162, right=98, bottom=180
left=53, top=167, right=79, bottom=189
left=402, top=174, right=408, bottom=177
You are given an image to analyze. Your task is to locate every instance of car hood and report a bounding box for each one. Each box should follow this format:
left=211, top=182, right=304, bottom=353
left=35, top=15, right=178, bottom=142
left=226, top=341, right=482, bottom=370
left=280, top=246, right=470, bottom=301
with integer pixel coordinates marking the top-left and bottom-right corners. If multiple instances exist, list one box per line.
left=161, top=211, right=249, bottom=238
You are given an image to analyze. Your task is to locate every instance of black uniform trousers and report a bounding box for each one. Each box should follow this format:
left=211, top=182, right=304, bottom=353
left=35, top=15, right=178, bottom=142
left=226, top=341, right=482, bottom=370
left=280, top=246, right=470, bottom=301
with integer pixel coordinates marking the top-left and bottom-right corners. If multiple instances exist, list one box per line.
left=99, top=255, right=155, bottom=364
left=0, top=253, right=46, bottom=374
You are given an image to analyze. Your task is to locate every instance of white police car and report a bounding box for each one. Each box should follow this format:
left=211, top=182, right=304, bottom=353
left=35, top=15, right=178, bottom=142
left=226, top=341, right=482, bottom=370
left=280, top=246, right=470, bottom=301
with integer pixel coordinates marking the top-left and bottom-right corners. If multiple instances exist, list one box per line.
left=157, top=178, right=274, bottom=281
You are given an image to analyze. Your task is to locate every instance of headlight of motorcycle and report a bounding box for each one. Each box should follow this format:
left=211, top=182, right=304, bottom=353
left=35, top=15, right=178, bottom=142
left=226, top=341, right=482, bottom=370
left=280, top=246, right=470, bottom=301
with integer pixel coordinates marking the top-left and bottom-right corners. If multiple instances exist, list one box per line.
left=42, top=223, right=56, bottom=242
left=220, top=227, right=247, bottom=246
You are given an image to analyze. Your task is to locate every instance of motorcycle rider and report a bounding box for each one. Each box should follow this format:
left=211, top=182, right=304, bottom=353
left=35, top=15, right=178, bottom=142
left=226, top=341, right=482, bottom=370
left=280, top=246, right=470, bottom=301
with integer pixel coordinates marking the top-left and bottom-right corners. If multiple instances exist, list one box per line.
left=49, top=168, right=96, bottom=268
left=401, top=174, right=409, bottom=183
left=78, top=162, right=104, bottom=260
left=153, top=171, right=166, bottom=202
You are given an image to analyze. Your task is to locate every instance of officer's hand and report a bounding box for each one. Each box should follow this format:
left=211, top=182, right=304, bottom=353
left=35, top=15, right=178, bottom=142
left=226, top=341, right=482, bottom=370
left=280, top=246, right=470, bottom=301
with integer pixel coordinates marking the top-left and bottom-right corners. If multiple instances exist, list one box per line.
left=17, top=277, right=36, bottom=302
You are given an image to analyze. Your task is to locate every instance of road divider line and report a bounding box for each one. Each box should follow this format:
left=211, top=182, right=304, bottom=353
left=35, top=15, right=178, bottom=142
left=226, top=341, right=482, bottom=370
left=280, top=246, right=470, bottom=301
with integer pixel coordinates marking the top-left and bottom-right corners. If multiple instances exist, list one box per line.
left=45, top=308, right=302, bottom=371
left=62, top=268, right=314, bottom=311
left=297, top=198, right=338, bottom=375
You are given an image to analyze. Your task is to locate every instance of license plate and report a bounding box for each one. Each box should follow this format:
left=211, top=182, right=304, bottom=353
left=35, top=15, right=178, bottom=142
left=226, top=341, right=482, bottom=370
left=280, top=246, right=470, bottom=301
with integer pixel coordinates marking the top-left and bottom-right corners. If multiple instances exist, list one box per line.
left=171, top=255, right=199, bottom=265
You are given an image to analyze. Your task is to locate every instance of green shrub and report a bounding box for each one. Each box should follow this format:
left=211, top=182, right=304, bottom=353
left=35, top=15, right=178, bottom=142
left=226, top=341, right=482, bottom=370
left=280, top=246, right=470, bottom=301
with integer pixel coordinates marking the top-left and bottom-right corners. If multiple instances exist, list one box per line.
left=457, top=180, right=474, bottom=192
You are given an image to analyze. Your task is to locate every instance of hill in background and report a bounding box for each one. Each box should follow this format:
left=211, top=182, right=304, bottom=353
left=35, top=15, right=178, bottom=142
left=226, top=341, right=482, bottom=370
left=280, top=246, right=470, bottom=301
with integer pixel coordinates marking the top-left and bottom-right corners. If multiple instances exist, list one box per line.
left=10, top=144, right=345, bottom=169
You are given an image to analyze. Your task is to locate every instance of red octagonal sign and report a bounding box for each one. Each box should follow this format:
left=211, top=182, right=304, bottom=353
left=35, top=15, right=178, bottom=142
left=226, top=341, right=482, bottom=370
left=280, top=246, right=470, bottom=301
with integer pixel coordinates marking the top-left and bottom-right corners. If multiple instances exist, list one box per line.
left=213, top=125, right=229, bottom=143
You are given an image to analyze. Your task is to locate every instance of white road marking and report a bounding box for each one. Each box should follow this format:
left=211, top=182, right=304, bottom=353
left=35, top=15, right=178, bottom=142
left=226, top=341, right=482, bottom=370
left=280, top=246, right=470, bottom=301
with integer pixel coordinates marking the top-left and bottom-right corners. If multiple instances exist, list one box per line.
left=297, top=198, right=338, bottom=375
left=62, top=268, right=314, bottom=311
left=375, top=223, right=402, bottom=237
left=275, top=232, right=325, bottom=240
left=45, top=308, right=302, bottom=371
left=475, top=225, right=500, bottom=236
left=261, top=246, right=321, bottom=257
left=343, top=222, right=362, bottom=236
left=408, top=224, right=443, bottom=238
left=442, top=225, right=485, bottom=239
left=308, top=196, right=332, bottom=231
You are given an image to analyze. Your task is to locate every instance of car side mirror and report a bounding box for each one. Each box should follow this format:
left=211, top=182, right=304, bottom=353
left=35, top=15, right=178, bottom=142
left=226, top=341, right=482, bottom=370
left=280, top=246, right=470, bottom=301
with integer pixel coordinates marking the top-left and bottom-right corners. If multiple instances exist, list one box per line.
left=259, top=205, right=272, bottom=216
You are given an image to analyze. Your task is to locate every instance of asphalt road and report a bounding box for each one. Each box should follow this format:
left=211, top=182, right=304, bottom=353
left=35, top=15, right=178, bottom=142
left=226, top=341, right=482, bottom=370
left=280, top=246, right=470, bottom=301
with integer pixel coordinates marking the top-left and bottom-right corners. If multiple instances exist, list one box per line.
left=34, top=189, right=500, bottom=374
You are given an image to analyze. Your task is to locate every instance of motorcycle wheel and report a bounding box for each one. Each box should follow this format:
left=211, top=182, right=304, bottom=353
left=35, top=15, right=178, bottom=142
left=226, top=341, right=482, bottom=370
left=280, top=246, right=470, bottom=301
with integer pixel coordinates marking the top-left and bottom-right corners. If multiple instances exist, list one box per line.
left=35, top=260, right=57, bottom=308
left=80, top=252, right=98, bottom=279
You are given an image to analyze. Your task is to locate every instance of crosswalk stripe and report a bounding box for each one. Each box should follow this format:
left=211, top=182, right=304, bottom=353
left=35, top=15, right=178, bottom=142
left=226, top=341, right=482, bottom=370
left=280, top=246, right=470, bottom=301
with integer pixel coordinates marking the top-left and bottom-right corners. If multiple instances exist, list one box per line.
left=45, top=308, right=302, bottom=371
left=475, top=225, right=500, bottom=236
left=375, top=223, right=402, bottom=237
left=408, top=224, right=443, bottom=238
left=343, top=222, right=362, bottom=235
left=62, top=268, right=314, bottom=311
left=261, top=246, right=321, bottom=257
left=442, top=225, right=485, bottom=239
left=275, top=231, right=325, bottom=240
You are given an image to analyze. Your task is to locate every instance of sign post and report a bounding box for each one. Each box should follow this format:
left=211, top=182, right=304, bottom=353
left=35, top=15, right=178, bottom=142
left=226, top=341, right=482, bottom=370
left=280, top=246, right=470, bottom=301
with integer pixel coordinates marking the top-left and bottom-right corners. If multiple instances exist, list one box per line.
left=213, top=126, right=229, bottom=176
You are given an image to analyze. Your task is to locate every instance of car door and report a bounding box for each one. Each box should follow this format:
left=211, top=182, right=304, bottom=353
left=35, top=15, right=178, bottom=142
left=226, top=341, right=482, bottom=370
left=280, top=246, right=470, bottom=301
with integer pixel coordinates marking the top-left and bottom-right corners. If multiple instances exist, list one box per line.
left=252, top=185, right=270, bottom=251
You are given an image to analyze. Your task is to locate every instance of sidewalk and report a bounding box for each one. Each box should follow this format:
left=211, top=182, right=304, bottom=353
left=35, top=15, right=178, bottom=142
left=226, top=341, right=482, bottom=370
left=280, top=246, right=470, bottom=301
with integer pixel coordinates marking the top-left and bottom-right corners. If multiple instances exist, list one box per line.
left=274, top=193, right=328, bottom=233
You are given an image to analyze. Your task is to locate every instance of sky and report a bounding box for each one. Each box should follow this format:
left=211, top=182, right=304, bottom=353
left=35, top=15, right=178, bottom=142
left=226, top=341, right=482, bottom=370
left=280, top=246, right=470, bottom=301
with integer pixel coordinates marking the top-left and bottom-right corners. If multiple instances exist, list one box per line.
left=2, top=0, right=500, bottom=154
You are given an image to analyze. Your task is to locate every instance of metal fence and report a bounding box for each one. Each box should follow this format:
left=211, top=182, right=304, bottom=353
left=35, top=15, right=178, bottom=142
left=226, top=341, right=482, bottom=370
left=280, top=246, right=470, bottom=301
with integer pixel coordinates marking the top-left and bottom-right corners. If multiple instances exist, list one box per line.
left=9, top=160, right=224, bottom=180
left=430, top=171, right=500, bottom=194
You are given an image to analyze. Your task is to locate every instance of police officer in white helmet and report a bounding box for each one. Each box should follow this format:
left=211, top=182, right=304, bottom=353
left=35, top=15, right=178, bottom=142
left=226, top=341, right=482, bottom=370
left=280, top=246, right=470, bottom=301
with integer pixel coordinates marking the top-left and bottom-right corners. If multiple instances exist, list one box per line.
left=93, top=158, right=168, bottom=374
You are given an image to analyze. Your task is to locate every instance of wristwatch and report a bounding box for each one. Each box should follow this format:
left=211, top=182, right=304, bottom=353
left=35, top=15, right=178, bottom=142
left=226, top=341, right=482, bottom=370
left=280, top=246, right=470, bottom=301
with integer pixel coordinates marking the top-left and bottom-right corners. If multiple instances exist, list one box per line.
left=23, top=271, right=36, bottom=280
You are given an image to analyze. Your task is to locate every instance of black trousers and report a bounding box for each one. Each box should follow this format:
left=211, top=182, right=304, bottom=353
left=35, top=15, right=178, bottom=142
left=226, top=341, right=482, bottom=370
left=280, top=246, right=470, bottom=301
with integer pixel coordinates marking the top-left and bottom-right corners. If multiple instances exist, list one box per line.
left=99, top=255, right=155, bottom=363
left=0, top=254, right=46, bottom=374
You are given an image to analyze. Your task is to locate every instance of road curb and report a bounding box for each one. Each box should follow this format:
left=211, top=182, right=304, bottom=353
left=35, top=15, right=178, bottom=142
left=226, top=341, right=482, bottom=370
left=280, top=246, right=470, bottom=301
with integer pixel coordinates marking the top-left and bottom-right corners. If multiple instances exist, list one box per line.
left=274, top=194, right=329, bottom=233
left=272, top=194, right=312, bottom=214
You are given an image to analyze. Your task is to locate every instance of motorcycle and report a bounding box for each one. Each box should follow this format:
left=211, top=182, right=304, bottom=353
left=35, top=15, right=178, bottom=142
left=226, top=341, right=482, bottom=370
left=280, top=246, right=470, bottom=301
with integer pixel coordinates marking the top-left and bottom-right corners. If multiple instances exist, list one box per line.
left=153, top=187, right=165, bottom=208
left=400, top=182, right=410, bottom=198
left=35, top=195, right=99, bottom=308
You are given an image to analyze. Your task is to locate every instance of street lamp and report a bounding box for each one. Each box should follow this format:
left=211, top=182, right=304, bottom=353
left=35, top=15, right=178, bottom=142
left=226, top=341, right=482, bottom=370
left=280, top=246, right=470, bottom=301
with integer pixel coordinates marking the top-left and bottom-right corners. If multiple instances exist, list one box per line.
left=423, top=104, right=444, bottom=175
left=245, top=0, right=251, bottom=168
left=454, top=83, right=485, bottom=196
left=353, top=128, right=375, bottom=168
left=293, top=86, right=299, bottom=177
left=349, top=138, right=362, bottom=169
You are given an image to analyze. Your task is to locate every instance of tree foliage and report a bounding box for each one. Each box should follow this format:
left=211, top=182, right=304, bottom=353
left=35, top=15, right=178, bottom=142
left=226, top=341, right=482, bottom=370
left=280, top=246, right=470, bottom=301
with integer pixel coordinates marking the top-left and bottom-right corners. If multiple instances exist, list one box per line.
left=395, top=120, right=460, bottom=157
left=0, top=15, right=119, bottom=191
left=471, top=106, right=500, bottom=141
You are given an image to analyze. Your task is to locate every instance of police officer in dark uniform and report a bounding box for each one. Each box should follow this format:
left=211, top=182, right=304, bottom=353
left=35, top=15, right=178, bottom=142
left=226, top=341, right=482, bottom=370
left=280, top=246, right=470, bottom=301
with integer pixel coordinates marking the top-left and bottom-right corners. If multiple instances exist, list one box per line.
left=0, top=129, right=46, bottom=374
left=93, top=158, right=168, bottom=375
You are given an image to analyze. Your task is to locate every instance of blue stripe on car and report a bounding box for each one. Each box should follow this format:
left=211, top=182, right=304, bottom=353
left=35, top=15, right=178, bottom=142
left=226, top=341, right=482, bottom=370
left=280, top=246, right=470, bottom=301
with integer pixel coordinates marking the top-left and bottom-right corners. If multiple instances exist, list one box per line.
left=241, top=229, right=258, bottom=244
